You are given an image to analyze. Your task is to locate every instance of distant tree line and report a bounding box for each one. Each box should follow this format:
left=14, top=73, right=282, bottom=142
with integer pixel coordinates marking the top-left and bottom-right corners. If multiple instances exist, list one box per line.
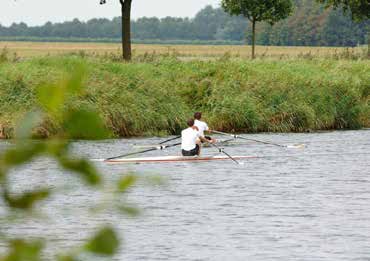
left=0, top=0, right=368, bottom=47
left=252, top=0, right=369, bottom=47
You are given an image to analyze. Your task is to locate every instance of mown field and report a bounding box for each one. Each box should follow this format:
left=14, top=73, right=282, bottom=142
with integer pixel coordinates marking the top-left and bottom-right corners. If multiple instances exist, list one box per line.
left=0, top=52, right=369, bottom=138
left=0, top=41, right=368, bottom=59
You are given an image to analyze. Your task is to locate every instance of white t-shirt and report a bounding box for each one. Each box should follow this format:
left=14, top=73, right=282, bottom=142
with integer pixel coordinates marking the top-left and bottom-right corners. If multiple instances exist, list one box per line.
left=194, top=119, right=209, bottom=137
left=181, top=127, right=200, bottom=151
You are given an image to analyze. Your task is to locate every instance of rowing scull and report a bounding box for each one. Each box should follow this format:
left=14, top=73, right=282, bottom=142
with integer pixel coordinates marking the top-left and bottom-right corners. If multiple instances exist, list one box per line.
left=96, top=155, right=257, bottom=164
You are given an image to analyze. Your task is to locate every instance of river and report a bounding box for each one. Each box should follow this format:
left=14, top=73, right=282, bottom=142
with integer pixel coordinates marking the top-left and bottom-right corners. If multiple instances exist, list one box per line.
left=1, top=130, right=369, bottom=260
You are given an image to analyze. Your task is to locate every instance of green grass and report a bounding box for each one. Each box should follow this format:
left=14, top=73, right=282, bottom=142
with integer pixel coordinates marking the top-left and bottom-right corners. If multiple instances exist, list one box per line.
left=0, top=54, right=369, bottom=138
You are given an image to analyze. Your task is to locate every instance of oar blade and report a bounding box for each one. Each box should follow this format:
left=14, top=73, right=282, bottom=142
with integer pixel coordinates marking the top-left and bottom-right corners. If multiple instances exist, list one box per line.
left=286, top=144, right=305, bottom=149
left=90, top=158, right=106, bottom=162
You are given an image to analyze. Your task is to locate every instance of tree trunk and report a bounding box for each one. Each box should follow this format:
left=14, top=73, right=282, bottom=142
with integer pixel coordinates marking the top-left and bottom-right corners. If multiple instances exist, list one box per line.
left=367, top=29, right=369, bottom=58
left=120, top=0, right=132, bottom=61
left=251, top=19, right=256, bottom=59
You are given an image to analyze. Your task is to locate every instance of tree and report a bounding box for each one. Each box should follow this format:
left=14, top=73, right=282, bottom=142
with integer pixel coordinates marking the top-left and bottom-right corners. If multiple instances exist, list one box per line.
left=133, top=17, right=161, bottom=39
left=193, top=5, right=230, bottom=40
left=317, top=0, right=369, bottom=20
left=100, top=0, right=132, bottom=61
left=316, top=0, right=370, bottom=56
left=221, top=0, right=293, bottom=59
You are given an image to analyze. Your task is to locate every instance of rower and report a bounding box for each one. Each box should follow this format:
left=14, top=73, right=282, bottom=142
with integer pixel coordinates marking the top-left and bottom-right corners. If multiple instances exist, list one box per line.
left=193, top=112, right=216, bottom=143
left=181, top=118, right=209, bottom=156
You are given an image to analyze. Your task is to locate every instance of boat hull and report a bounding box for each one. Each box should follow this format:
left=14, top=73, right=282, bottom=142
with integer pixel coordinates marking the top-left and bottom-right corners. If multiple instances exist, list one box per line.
left=105, top=155, right=257, bottom=164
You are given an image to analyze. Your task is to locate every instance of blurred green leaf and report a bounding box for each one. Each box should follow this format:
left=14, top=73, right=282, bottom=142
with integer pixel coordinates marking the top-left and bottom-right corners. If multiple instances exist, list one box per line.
left=63, top=109, right=110, bottom=140
left=3, top=188, right=50, bottom=210
left=84, top=226, right=119, bottom=256
left=14, top=111, right=43, bottom=139
left=0, top=169, right=5, bottom=182
left=65, top=65, right=86, bottom=95
left=144, top=175, right=167, bottom=186
left=45, top=140, right=69, bottom=158
left=57, top=255, right=78, bottom=261
left=2, top=143, right=45, bottom=168
left=37, top=65, right=86, bottom=115
left=37, top=83, right=65, bottom=114
left=117, top=174, right=137, bottom=193
left=58, top=157, right=101, bottom=186
left=118, top=205, right=140, bottom=217
left=0, top=239, right=43, bottom=261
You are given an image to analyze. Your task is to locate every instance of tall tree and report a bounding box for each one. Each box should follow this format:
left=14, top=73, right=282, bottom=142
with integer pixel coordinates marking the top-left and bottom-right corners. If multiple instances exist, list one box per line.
left=221, top=0, right=293, bottom=59
left=316, top=0, right=370, bottom=56
left=100, top=0, right=132, bottom=61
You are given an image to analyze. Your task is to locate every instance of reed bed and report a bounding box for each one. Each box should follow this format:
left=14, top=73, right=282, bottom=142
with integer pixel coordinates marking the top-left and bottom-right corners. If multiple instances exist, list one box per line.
left=0, top=53, right=369, bottom=138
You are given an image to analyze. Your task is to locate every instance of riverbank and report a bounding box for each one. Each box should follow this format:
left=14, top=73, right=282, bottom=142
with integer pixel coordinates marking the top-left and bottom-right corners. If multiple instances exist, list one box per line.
left=0, top=54, right=369, bottom=138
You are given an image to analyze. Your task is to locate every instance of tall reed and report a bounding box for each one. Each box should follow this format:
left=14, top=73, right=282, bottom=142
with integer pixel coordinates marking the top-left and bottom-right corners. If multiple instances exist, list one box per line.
left=0, top=55, right=368, bottom=138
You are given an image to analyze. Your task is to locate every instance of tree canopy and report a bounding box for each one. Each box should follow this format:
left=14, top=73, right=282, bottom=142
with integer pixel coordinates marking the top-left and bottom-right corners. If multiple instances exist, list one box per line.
left=317, top=0, right=370, bottom=20
left=316, top=0, right=369, bottom=56
left=221, top=0, right=293, bottom=25
left=222, top=0, right=293, bottom=58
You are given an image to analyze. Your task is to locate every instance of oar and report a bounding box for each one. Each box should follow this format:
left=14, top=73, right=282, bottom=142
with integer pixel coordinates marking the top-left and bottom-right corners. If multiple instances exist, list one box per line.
left=218, top=138, right=235, bottom=144
left=133, top=135, right=181, bottom=149
left=212, top=130, right=305, bottom=149
left=106, top=142, right=181, bottom=161
left=208, top=142, right=242, bottom=165
left=159, top=135, right=181, bottom=144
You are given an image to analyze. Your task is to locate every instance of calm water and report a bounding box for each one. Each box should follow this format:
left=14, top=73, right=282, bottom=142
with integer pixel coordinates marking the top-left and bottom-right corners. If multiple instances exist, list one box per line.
left=1, top=130, right=369, bottom=260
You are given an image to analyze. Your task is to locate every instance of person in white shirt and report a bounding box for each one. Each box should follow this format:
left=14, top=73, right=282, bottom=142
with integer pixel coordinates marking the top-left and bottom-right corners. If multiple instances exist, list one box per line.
left=181, top=118, right=209, bottom=156
left=193, top=112, right=216, bottom=143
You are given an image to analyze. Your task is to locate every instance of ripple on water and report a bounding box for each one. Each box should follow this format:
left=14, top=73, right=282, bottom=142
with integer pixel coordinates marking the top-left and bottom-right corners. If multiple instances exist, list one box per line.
left=1, top=130, right=370, bottom=260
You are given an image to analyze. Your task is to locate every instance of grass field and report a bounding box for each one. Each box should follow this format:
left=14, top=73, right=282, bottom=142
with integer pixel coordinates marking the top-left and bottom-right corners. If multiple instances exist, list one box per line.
left=0, top=41, right=367, bottom=59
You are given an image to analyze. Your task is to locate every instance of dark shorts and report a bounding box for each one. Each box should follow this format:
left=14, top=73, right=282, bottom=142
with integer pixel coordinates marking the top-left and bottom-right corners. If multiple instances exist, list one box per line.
left=182, top=144, right=200, bottom=156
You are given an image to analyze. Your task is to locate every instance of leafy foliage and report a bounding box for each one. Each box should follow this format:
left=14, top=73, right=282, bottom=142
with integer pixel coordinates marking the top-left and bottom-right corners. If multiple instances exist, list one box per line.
left=221, top=0, right=293, bottom=24
left=316, top=0, right=369, bottom=56
left=317, top=0, right=370, bottom=20
left=62, top=109, right=110, bottom=139
left=2, top=143, right=45, bottom=167
left=117, top=174, right=137, bottom=193
left=57, top=157, right=101, bottom=185
left=0, top=239, right=43, bottom=261
left=3, top=188, right=50, bottom=210
left=84, top=226, right=120, bottom=256
left=0, top=65, right=139, bottom=260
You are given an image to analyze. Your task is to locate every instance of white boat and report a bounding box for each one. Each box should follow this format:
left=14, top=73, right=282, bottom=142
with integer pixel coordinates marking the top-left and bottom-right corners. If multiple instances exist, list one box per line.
left=102, top=155, right=257, bottom=164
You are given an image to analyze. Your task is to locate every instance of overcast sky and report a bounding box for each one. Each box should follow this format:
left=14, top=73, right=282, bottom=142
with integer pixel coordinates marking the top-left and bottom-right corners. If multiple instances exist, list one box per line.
left=0, top=0, right=220, bottom=26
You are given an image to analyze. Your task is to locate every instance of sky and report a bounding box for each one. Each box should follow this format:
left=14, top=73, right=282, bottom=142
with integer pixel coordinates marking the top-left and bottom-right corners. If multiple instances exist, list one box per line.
left=0, top=0, right=220, bottom=26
